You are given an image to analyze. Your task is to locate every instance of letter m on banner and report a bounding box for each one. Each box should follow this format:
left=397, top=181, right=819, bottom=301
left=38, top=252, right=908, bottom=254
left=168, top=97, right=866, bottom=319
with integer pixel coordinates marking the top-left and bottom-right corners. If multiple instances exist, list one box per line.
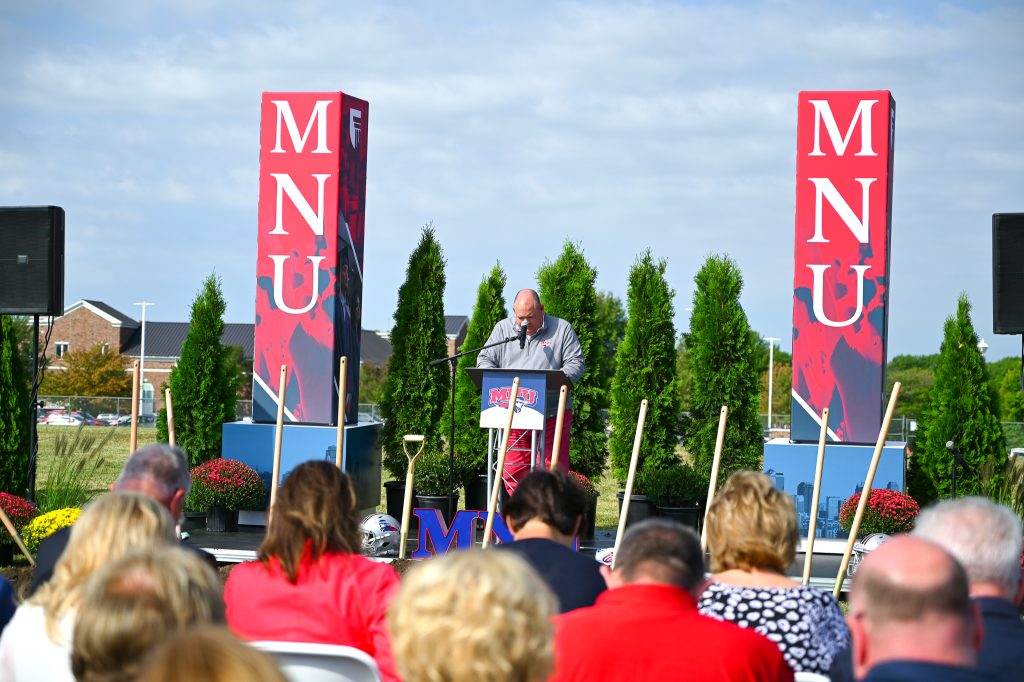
left=791, top=91, right=895, bottom=444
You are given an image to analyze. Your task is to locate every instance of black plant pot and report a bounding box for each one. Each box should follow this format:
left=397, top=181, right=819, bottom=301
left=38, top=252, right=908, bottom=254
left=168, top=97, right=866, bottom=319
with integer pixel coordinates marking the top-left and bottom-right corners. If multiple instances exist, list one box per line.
left=464, top=474, right=511, bottom=512
left=206, top=505, right=239, bottom=533
left=656, top=505, right=703, bottom=533
left=579, top=493, right=599, bottom=541
left=416, top=493, right=457, bottom=526
left=384, top=480, right=418, bottom=521
left=464, top=473, right=489, bottom=512
left=181, top=511, right=207, bottom=534
left=615, top=492, right=656, bottom=528
left=0, top=543, right=14, bottom=567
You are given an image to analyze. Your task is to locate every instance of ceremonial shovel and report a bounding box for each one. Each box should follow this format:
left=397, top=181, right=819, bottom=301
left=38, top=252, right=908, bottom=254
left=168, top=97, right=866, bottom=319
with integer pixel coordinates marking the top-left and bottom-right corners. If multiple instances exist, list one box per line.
left=399, top=435, right=426, bottom=560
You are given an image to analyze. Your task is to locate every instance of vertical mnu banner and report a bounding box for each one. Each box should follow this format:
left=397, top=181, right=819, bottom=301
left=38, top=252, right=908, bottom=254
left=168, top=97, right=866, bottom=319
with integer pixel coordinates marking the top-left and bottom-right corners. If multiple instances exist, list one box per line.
left=252, top=92, right=369, bottom=425
left=791, top=91, right=895, bottom=443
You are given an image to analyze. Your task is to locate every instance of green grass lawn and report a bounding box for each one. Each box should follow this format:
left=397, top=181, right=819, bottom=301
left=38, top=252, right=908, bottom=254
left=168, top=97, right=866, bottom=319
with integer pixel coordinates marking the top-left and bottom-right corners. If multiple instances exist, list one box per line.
left=35, top=425, right=156, bottom=496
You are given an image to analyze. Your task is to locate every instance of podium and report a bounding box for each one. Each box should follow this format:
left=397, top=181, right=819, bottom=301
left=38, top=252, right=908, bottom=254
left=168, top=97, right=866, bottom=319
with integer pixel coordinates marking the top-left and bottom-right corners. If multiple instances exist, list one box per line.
left=466, top=368, right=573, bottom=499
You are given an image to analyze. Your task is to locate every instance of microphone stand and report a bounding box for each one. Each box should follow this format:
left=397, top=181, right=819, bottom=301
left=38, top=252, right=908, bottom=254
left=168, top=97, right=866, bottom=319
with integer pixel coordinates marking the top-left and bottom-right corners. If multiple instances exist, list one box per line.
left=429, top=331, right=522, bottom=518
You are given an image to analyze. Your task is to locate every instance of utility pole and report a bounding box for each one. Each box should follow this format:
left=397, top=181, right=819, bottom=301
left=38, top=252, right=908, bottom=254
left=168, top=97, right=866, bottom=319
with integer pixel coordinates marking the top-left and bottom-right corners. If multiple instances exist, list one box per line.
left=134, top=301, right=154, bottom=414
left=763, top=336, right=780, bottom=436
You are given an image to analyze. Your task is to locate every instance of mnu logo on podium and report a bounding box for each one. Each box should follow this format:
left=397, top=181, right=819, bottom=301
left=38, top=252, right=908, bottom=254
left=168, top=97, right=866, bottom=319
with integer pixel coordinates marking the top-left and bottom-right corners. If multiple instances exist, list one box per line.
left=479, top=372, right=546, bottom=430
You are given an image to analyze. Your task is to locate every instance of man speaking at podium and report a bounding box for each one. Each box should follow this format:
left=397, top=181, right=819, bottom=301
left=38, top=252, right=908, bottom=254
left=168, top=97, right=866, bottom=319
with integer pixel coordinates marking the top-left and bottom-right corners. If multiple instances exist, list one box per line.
left=477, top=289, right=584, bottom=493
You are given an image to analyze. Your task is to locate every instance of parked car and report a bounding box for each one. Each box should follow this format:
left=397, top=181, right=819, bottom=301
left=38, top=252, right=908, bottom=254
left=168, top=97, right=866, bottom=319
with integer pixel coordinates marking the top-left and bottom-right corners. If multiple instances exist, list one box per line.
left=44, top=411, right=86, bottom=426
left=95, top=413, right=122, bottom=426
left=138, top=413, right=158, bottom=426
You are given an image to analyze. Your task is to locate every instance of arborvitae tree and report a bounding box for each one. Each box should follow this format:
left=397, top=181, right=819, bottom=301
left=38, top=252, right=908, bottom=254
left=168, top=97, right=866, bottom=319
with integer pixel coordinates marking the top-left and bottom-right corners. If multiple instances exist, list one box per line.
left=594, top=291, right=627, bottom=408
left=379, top=226, right=449, bottom=480
left=537, top=242, right=606, bottom=481
left=608, top=252, right=680, bottom=486
left=157, top=274, right=238, bottom=466
left=443, top=263, right=507, bottom=484
left=0, top=316, right=31, bottom=496
left=911, top=295, right=1005, bottom=504
left=686, top=255, right=763, bottom=483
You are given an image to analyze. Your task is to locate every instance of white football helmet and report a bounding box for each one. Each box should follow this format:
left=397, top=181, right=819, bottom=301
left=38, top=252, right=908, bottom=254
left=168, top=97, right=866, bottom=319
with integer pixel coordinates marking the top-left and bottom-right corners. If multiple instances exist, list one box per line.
left=848, top=532, right=890, bottom=577
left=361, top=513, right=401, bottom=557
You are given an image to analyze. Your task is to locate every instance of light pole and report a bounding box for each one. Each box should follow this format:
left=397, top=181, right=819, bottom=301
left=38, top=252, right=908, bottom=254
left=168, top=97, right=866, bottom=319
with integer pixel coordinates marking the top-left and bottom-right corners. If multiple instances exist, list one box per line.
left=763, top=336, right=780, bottom=435
left=977, top=338, right=988, bottom=357
left=134, top=301, right=154, bottom=414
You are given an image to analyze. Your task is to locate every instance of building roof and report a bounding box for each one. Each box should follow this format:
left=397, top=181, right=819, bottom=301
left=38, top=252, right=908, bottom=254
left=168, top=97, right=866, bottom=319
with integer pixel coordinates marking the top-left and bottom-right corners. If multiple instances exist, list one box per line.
left=122, top=322, right=392, bottom=365
left=445, top=315, right=469, bottom=338
left=43, top=300, right=139, bottom=327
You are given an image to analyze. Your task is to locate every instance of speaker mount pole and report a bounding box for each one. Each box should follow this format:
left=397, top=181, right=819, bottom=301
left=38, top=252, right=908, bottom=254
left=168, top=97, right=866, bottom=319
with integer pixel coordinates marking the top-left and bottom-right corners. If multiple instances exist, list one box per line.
left=28, top=315, right=40, bottom=501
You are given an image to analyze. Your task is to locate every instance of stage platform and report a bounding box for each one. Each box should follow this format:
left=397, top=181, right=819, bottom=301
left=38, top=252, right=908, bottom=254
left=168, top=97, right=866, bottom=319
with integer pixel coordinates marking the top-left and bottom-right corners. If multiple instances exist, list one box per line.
left=188, top=526, right=853, bottom=593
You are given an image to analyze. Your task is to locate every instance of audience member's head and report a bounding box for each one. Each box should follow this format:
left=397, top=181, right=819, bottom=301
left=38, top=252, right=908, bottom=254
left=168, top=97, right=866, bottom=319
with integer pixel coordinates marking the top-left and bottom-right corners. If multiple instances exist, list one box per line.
left=136, top=626, right=287, bottom=682
left=914, top=496, right=1024, bottom=604
left=115, top=443, right=191, bottom=522
left=503, top=470, right=586, bottom=544
left=704, top=469, right=798, bottom=573
left=847, top=535, right=980, bottom=678
left=71, top=546, right=224, bottom=682
left=608, top=518, right=705, bottom=593
left=259, top=460, right=362, bottom=583
left=32, top=491, right=177, bottom=643
left=390, top=549, right=556, bottom=682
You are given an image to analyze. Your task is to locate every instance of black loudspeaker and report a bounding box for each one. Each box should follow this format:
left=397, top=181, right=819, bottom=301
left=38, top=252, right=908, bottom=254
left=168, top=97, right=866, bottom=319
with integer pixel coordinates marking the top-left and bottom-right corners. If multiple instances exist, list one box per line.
left=0, top=206, right=65, bottom=315
left=993, top=213, right=1024, bottom=334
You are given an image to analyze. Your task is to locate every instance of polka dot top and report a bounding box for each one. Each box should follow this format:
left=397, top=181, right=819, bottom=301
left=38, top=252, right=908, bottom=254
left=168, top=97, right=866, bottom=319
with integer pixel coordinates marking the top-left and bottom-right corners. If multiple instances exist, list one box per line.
left=696, top=581, right=850, bottom=675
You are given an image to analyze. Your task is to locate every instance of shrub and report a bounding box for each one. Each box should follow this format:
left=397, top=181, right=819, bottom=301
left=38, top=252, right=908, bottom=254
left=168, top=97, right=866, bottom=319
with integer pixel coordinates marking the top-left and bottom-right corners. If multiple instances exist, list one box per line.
left=0, top=315, right=31, bottom=497
left=839, top=488, right=920, bottom=537
left=641, top=461, right=704, bottom=508
left=187, top=458, right=266, bottom=511
left=413, top=450, right=457, bottom=497
left=0, top=492, right=37, bottom=545
left=23, top=507, right=81, bottom=554
left=569, top=470, right=597, bottom=501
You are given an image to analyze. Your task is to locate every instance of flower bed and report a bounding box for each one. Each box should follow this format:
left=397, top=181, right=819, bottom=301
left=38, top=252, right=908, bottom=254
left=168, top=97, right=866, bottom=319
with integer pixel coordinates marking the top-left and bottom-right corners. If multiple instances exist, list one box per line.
left=0, top=493, right=37, bottom=544
left=187, top=458, right=266, bottom=512
left=568, top=471, right=597, bottom=500
left=23, top=507, right=81, bottom=554
left=839, top=488, right=920, bottom=537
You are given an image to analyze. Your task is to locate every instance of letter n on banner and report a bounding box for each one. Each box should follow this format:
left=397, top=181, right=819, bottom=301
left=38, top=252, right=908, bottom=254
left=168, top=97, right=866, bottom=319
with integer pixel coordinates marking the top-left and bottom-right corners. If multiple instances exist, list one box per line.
left=791, top=91, right=895, bottom=444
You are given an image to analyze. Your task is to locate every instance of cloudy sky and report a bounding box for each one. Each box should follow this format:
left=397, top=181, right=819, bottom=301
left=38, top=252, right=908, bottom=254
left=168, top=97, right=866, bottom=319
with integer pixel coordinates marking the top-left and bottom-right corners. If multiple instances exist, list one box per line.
left=2, top=0, right=1022, bottom=359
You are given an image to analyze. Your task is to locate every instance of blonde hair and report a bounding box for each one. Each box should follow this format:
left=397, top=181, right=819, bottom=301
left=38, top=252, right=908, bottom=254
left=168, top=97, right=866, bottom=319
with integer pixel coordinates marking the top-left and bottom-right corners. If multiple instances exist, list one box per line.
left=390, top=550, right=556, bottom=682
left=136, top=626, right=286, bottom=682
left=71, top=546, right=225, bottom=682
left=705, top=470, right=799, bottom=573
left=31, top=491, right=177, bottom=642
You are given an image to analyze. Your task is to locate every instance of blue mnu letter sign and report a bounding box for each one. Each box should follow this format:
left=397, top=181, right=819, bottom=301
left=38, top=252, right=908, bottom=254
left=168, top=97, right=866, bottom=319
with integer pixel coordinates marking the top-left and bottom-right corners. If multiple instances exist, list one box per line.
left=412, top=509, right=513, bottom=558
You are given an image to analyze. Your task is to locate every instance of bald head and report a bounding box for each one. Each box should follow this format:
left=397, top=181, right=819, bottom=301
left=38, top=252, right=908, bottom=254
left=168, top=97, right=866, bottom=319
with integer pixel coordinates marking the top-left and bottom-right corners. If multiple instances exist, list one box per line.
left=513, top=289, right=544, bottom=335
left=848, top=536, right=979, bottom=675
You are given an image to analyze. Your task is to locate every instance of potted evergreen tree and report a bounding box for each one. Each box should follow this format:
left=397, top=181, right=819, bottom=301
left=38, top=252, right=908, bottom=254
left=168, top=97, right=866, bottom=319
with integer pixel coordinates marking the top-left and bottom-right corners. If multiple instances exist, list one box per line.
left=642, top=461, right=705, bottom=532
left=414, top=450, right=458, bottom=525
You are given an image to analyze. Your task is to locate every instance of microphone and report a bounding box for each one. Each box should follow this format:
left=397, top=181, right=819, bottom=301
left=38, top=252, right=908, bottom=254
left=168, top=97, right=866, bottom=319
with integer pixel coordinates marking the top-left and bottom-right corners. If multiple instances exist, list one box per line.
left=519, top=322, right=528, bottom=350
left=945, top=440, right=963, bottom=464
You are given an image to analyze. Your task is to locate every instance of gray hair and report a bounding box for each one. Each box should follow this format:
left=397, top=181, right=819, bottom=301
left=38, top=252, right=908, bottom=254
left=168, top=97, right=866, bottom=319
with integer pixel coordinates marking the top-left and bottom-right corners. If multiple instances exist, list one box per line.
left=117, top=444, right=191, bottom=497
left=914, top=497, right=1022, bottom=597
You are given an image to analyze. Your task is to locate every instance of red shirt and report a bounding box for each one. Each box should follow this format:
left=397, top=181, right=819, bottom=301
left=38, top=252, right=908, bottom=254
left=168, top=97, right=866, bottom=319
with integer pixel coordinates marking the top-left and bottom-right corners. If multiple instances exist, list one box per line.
left=225, top=551, right=400, bottom=682
left=551, top=583, right=794, bottom=682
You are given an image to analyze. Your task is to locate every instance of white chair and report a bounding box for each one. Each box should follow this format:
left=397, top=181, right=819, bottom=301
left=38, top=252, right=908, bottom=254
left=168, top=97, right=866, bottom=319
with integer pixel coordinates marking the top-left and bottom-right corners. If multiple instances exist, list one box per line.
left=250, top=641, right=382, bottom=682
left=794, top=673, right=830, bottom=682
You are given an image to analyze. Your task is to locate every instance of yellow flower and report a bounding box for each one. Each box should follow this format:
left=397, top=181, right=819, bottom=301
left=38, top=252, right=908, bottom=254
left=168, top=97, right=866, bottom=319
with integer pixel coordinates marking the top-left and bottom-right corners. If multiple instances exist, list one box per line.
left=23, top=508, right=81, bottom=554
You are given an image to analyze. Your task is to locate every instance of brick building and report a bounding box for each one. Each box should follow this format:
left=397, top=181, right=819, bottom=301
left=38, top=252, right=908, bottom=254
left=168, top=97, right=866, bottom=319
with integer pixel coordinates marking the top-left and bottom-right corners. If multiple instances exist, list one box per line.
left=42, top=300, right=394, bottom=412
